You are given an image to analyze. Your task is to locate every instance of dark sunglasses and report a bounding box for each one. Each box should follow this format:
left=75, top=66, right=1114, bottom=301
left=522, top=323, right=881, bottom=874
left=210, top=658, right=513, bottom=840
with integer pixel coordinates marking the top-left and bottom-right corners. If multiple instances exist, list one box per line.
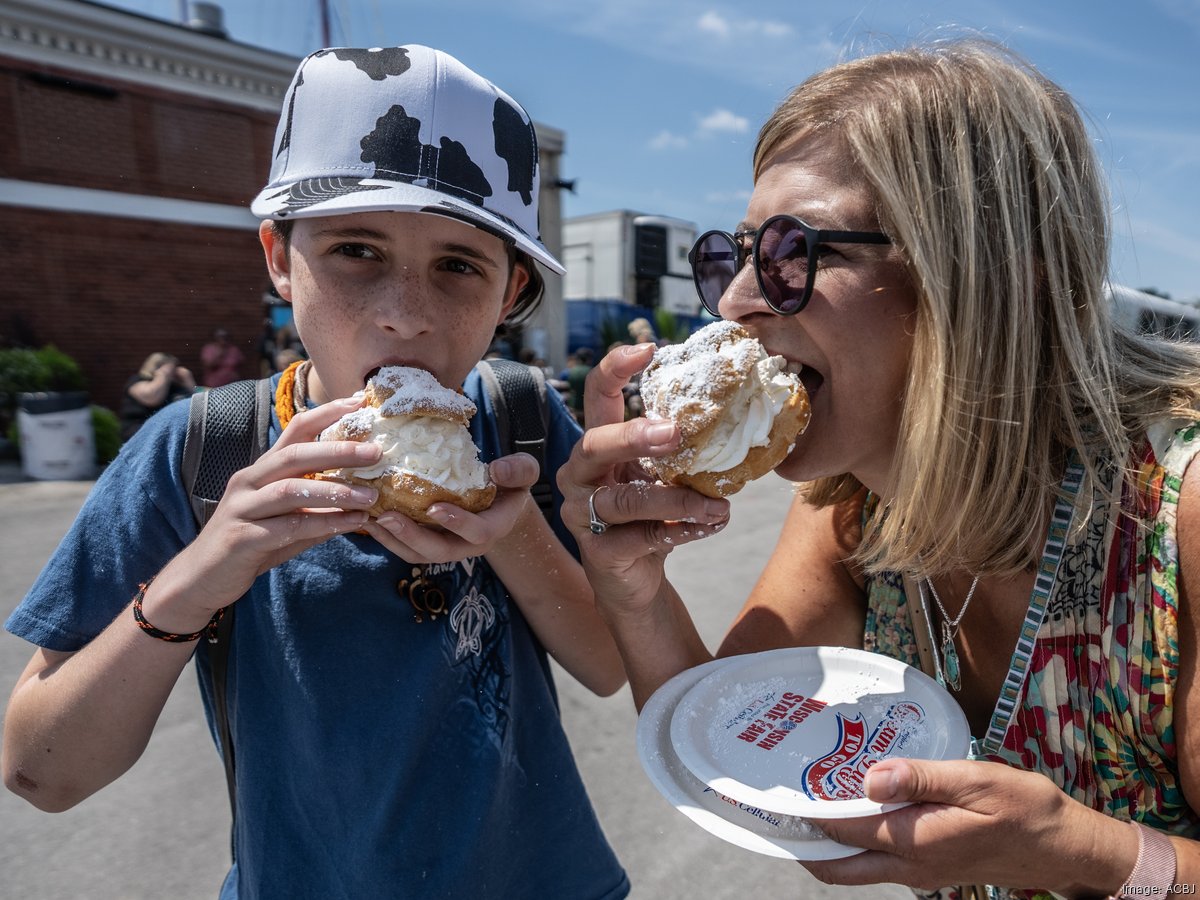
left=688, top=214, right=891, bottom=316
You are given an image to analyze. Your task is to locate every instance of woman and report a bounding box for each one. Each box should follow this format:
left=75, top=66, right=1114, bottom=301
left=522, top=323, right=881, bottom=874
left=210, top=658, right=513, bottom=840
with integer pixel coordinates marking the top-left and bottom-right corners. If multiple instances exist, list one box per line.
left=559, top=41, right=1199, bottom=897
left=118, top=351, right=196, bottom=441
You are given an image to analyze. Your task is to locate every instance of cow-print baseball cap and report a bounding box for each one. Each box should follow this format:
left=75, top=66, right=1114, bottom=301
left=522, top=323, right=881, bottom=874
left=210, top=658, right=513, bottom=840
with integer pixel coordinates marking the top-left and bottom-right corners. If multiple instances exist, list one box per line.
left=251, top=45, right=564, bottom=274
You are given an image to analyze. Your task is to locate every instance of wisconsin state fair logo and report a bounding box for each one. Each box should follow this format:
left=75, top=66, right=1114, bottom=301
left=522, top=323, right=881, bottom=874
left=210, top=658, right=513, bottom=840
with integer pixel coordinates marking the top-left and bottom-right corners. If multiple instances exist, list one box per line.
left=728, top=692, right=926, bottom=802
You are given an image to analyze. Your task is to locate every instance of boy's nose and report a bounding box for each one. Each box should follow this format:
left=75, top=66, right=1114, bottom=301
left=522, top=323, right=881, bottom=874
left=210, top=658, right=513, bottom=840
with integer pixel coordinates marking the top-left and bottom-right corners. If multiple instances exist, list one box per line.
left=374, top=270, right=432, bottom=337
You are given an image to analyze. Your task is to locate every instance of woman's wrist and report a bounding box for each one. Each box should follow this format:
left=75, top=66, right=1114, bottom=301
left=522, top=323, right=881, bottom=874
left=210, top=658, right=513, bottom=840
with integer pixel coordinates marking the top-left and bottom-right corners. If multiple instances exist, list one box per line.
left=1058, top=809, right=1146, bottom=898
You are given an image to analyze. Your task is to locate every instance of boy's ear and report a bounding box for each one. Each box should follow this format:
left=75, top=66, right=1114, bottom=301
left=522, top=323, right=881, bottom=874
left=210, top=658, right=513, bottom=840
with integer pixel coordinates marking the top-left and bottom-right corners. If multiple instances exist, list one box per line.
left=259, top=220, right=293, bottom=303
left=498, top=260, right=530, bottom=325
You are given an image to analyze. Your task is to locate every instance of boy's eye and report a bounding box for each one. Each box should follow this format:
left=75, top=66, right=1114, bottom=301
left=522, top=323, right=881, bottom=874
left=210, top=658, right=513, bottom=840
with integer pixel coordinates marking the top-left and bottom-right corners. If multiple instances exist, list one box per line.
left=441, top=258, right=481, bottom=276
left=335, top=243, right=379, bottom=260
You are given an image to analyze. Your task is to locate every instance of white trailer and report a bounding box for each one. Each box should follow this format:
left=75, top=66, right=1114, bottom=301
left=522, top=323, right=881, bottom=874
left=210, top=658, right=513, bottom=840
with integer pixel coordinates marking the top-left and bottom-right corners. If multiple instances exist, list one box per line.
left=1107, top=283, right=1200, bottom=340
left=563, top=210, right=699, bottom=315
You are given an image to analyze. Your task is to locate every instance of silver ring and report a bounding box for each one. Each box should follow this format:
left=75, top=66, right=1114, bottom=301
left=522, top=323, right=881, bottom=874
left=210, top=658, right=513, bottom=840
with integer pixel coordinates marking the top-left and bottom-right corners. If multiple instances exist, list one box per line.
left=588, top=485, right=611, bottom=534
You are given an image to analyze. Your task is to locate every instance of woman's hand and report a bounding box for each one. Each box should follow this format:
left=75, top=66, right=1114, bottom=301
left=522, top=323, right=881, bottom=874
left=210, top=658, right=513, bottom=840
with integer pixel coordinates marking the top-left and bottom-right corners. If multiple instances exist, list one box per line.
left=801, top=758, right=1135, bottom=895
left=157, top=396, right=384, bottom=622
left=363, top=452, right=540, bottom=564
left=557, top=343, right=732, bottom=615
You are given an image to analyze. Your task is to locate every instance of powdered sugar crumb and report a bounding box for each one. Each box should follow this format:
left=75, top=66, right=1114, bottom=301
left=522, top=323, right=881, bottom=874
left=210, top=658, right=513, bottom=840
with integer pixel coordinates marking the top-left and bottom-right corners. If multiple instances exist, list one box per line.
left=371, top=366, right=476, bottom=420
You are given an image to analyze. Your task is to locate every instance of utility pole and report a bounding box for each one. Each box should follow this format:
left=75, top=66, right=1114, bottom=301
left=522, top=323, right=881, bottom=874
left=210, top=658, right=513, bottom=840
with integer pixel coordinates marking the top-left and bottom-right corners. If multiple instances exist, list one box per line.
left=319, top=0, right=332, bottom=46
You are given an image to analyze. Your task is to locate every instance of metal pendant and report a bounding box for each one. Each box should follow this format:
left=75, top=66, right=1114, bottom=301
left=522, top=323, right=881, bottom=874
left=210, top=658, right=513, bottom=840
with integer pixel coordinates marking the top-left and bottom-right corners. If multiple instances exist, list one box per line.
left=940, top=622, right=962, bottom=692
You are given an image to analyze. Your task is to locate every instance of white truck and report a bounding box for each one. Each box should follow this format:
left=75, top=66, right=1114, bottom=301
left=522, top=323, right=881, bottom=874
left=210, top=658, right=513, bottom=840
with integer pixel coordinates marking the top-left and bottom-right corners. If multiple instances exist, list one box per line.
left=563, top=210, right=700, bottom=316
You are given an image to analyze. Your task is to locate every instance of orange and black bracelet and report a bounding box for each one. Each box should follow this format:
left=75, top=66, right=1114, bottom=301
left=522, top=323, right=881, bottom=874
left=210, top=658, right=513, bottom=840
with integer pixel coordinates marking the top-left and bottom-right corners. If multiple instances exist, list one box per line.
left=132, top=581, right=226, bottom=643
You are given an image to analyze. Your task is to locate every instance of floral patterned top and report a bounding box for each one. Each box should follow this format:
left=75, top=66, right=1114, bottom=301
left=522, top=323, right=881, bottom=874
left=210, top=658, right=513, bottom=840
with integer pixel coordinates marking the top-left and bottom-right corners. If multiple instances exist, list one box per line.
left=862, top=422, right=1200, bottom=900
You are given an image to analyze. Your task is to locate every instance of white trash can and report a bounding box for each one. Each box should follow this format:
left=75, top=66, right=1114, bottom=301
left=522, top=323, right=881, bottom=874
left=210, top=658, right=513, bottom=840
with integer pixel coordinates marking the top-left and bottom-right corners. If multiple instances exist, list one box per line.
left=16, top=391, right=96, bottom=481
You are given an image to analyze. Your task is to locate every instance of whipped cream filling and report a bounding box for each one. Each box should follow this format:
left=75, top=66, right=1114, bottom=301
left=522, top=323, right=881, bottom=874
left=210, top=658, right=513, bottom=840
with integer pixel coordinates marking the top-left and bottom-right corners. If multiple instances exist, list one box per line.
left=684, top=355, right=795, bottom=474
left=327, top=410, right=490, bottom=491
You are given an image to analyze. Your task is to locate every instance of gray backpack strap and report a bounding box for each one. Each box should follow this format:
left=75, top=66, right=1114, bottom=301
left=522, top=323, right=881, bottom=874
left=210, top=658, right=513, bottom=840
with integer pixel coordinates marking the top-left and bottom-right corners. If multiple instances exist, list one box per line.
left=179, top=376, right=274, bottom=828
left=182, top=379, right=273, bottom=525
left=476, top=359, right=553, bottom=520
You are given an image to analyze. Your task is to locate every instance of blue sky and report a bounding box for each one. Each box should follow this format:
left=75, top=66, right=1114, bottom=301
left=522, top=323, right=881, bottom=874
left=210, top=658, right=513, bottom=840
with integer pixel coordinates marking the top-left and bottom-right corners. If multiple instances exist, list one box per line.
left=106, top=0, right=1200, bottom=300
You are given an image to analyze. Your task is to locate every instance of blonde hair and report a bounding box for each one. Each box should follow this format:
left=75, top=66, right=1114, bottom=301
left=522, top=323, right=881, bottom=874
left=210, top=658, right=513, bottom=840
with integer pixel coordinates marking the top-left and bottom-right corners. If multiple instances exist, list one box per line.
left=138, top=352, right=176, bottom=380
left=756, top=41, right=1200, bottom=577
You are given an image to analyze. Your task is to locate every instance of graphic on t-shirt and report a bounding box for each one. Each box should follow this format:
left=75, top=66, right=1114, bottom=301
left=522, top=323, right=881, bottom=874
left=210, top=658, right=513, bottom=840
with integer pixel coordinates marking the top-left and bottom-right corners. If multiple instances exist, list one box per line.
left=450, top=584, right=495, bottom=660
left=421, top=557, right=512, bottom=749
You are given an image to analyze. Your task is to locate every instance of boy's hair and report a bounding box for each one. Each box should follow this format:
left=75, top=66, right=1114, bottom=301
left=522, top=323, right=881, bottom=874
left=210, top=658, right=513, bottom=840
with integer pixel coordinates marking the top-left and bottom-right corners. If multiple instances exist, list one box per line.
left=758, top=40, right=1200, bottom=577
left=266, top=218, right=545, bottom=322
left=252, top=45, right=563, bottom=280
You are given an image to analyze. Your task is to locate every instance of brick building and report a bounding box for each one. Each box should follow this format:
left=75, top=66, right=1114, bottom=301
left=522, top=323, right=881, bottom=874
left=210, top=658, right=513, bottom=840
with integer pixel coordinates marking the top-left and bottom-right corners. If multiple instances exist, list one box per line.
left=0, top=0, right=568, bottom=414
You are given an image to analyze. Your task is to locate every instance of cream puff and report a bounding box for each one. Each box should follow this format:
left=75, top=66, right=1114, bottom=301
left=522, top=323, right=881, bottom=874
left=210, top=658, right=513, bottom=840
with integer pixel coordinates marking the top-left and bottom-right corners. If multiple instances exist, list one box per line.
left=314, top=366, right=496, bottom=522
left=637, top=321, right=810, bottom=498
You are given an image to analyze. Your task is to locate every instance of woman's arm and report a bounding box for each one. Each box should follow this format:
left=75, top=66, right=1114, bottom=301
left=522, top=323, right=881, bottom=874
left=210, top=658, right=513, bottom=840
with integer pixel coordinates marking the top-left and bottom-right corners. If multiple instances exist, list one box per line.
left=126, top=367, right=173, bottom=407
left=719, top=488, right=869, bottom=657
left=1165, top=451, right=1200, bottom=887
left=556, top=344, right=729, bottom=708
left=485, top=497, right=626, bottom=696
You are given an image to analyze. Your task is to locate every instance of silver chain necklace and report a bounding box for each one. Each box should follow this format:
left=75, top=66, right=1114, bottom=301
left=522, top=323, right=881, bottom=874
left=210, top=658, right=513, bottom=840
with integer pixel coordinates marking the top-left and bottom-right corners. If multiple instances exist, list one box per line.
left=923, top=574, right=980, bottom=692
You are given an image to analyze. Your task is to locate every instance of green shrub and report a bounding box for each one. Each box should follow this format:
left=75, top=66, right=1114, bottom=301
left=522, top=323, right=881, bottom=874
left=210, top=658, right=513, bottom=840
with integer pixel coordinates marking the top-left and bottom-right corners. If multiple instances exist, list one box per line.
left=91, top=405, right=120, bottom=465
left=654, top=309, right=687, bottom=344
left=0, top=345, right=88, bottom=432
left=0, top=346, right=87, bottom=397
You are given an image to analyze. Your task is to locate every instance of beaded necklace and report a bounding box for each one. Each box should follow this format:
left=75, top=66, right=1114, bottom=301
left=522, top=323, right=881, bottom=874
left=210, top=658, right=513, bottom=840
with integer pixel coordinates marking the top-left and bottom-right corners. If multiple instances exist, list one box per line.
left=274, top=359, right=309, bottom=429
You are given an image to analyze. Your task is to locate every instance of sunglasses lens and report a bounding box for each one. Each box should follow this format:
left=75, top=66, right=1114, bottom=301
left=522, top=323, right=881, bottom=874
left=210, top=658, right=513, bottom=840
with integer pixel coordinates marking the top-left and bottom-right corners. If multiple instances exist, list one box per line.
left=692, top=232, right=738, bottom=313
left=757, top=218, right=810, bottom=314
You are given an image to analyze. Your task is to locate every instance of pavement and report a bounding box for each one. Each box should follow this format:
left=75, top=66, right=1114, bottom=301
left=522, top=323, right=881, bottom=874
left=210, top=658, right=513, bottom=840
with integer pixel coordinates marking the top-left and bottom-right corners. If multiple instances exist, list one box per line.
left=0, top=463, right=910, bottom=900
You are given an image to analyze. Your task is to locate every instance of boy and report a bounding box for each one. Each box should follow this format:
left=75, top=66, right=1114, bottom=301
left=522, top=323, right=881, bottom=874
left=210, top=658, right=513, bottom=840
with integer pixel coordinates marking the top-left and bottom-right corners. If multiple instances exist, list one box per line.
left=3, top=45, right=629, bottom=900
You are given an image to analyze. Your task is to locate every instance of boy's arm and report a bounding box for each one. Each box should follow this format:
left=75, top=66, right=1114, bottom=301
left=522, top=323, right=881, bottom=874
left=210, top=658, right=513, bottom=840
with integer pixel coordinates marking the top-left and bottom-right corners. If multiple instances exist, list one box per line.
left=484, top=498, right=626, bottom=696
left=2, top=572, right=224, bottom=811
left=2, top=398, right=382, bottom=812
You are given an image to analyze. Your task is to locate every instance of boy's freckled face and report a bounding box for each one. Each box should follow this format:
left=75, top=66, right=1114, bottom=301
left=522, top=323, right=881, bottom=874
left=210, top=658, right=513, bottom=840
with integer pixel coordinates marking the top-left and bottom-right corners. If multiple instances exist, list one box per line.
left=263, top=210, right=526, bottom=404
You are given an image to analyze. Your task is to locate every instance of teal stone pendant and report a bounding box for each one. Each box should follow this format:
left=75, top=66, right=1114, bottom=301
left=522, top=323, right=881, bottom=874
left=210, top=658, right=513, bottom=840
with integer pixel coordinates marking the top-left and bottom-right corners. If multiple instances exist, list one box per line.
left=940, top=623, right=962, bottom=691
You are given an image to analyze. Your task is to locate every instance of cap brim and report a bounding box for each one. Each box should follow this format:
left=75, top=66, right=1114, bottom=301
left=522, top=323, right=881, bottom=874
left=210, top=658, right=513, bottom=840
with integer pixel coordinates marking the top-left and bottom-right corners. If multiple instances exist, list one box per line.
left=251, top=176, right=565, bottom=275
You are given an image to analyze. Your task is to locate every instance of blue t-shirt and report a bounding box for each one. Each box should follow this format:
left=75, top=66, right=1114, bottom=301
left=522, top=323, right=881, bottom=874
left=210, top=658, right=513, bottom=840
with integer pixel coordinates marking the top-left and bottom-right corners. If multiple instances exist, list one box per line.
left=6, top=370, right=630, bottom=900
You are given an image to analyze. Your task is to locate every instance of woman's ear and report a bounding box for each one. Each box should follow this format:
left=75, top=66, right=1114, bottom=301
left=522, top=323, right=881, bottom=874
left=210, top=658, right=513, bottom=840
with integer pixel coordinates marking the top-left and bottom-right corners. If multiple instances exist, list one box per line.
left=259, top=220, right=293, bottom=302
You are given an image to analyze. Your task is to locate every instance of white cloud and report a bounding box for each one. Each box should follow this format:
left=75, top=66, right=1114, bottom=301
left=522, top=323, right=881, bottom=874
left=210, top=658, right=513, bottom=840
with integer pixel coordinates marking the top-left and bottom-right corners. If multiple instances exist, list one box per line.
left=697, top=11, right=729, bottom=38
left=649, top=129, right=690, bottom=151
left=704, top=189, right=753, bottom=204
left=698, top=108, right=749, bottom=134
left=649, top=108, right=748, bottom=152
left=695, top=9, right=793, bottom=41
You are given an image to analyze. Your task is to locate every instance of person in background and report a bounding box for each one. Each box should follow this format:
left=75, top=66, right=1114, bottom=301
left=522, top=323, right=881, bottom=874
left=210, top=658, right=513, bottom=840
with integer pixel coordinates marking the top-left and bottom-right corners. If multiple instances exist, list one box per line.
left=256, top=318, right=278, bottom=377
left=559, top=39, right=1200, bottom=898
left=117, top=351, right=196, bottom=442
left=626, top=317, right=656, bottom=345
left=565, top=346, right=594, bottom=423
left=518, top=346, right=555, bottom=382
left=199, top=327, right=245, bottom=388
left=273, top=347, right=304, bottom=373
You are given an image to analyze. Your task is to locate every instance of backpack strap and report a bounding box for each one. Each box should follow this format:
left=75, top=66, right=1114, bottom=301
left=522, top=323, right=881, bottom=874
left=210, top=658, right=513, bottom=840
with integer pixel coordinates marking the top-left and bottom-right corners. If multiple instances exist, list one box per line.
left=475, top=359, right=553, bottom=520
left=180, top=377, right=273, bottom=823
left=182, top=378, right=274, bottom=526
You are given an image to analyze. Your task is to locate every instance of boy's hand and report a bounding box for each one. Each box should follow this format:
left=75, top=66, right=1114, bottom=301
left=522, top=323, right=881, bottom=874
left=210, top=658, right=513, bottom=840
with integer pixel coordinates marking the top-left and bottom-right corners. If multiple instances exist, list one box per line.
left=364, top=452, right=539, bottom=564
left=164, top=396, right=383, bottom=616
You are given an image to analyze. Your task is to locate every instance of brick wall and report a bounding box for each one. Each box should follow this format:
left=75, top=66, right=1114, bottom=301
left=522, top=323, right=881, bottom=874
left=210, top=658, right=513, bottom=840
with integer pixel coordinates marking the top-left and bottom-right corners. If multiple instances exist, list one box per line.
left=1, top=206, right=273, bottom=412
left=0, top=53, right=281, bottom=412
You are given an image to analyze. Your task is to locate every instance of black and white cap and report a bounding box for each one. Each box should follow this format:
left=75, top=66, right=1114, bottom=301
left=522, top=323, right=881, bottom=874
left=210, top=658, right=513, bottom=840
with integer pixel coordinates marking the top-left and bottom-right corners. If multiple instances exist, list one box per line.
left=251, top=45, right=564, bottom=274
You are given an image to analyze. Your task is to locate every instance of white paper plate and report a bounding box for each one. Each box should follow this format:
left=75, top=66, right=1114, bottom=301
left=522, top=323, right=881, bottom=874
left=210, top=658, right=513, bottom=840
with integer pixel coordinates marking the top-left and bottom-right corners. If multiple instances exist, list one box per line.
left=669, top=646, right=971, bottom=819
left=636, top=657, right=863, bottom=860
